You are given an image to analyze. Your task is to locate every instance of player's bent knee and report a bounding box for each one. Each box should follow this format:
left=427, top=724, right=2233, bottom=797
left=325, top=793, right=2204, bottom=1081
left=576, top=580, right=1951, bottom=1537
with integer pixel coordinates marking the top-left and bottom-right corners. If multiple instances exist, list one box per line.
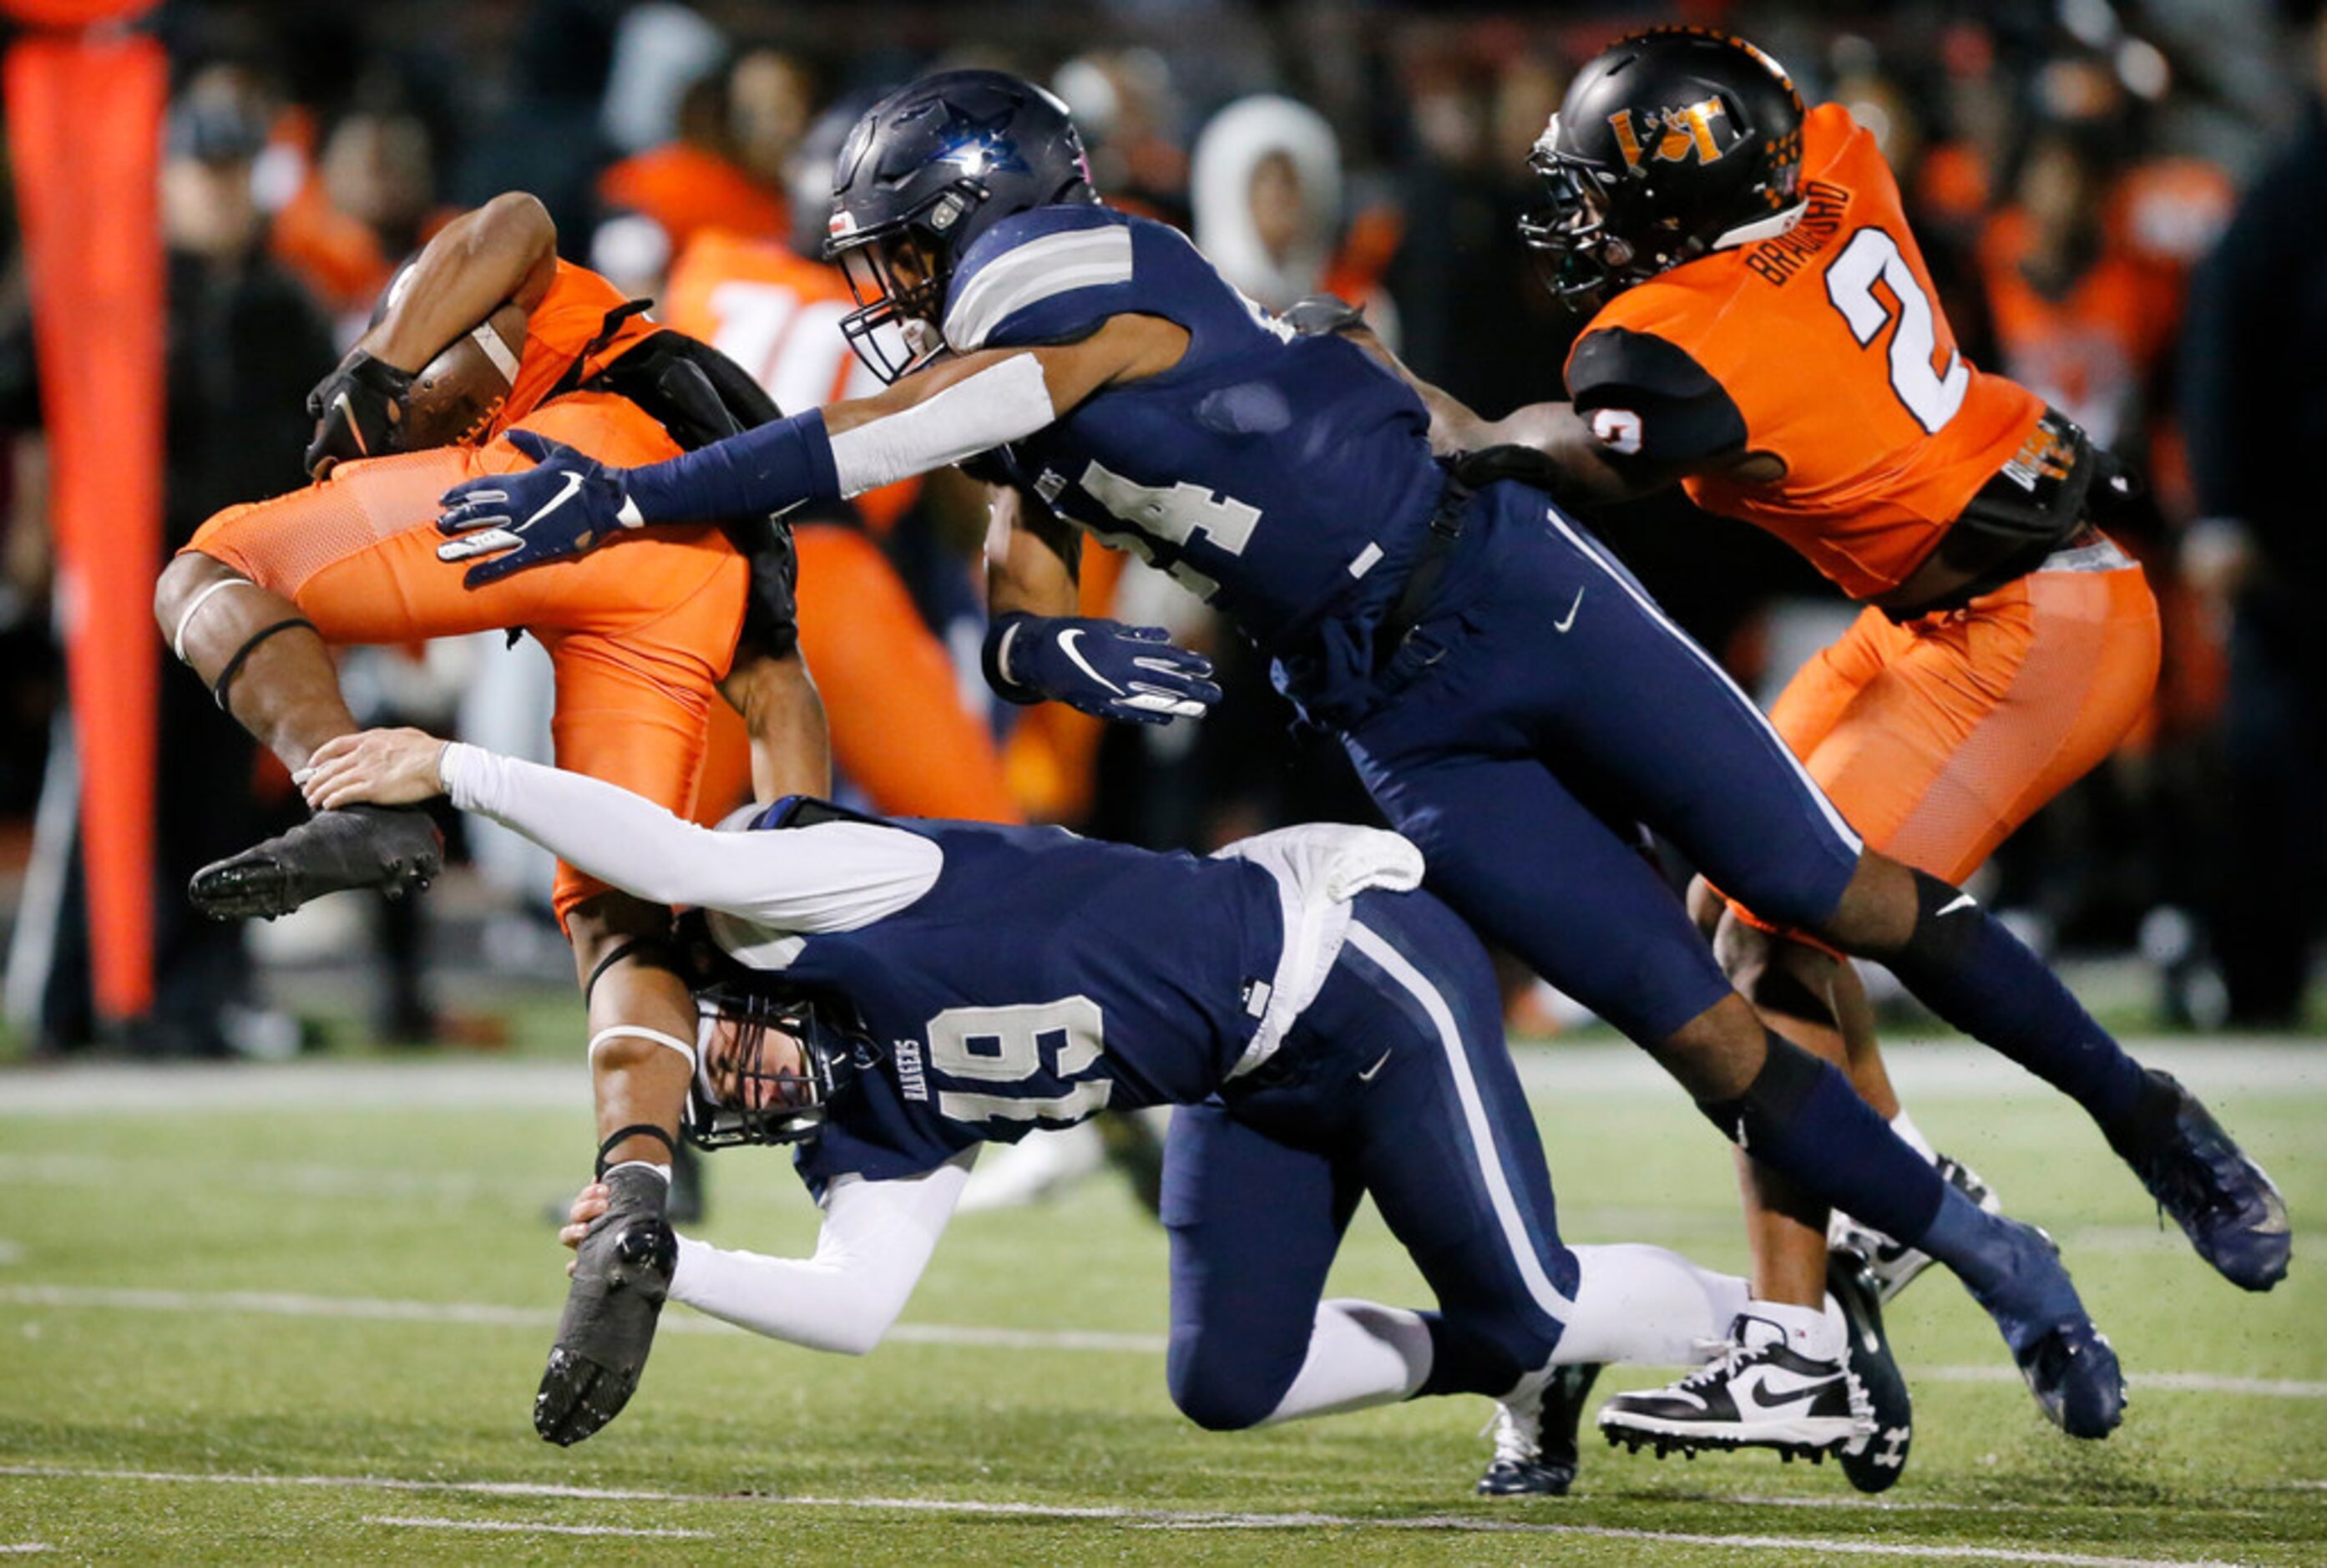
left=154, top=551, right=251, bottom=653
left=1166, top=1334, right=1299, bottom=1432
left=1685, top=874, right=1725, bottom=939
left=1716, top=913, right=1843, bottom=1030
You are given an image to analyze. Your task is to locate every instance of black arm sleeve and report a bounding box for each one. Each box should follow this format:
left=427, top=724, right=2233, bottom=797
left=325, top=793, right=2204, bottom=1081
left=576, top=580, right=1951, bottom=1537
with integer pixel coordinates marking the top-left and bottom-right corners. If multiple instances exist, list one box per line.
left=1566, top=326, right=1748, bottom=467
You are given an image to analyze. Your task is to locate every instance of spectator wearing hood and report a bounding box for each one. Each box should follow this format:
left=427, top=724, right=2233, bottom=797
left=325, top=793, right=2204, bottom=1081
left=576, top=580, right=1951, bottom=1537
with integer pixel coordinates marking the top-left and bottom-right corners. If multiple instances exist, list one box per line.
left=1190, top=94, right=1401, bottom=346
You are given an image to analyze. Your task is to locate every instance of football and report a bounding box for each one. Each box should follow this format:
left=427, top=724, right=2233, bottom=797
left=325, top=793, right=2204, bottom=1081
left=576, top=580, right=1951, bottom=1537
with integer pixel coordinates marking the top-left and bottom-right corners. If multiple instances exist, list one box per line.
left=400, top=300, right=527, bottom=450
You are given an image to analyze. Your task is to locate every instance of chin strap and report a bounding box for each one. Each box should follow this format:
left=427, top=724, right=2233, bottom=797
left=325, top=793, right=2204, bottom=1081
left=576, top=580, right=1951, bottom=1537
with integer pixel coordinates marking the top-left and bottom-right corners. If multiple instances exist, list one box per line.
left=595, top=1122, right=680, bottom=1179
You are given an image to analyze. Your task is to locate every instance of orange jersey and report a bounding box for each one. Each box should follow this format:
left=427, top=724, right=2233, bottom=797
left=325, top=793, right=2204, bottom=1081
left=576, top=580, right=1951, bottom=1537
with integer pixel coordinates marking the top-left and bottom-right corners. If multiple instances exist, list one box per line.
left=599, top=143, right=786, bottom=252
left=495, top=260, right=665, bottom=438
left=1975, top=208, right=2181, bottom=451
left=662, top=229, right=918, bottom=532
left=663, top=230, right=878, bottom=413
left=1566, top=104, right=2046, bottom=600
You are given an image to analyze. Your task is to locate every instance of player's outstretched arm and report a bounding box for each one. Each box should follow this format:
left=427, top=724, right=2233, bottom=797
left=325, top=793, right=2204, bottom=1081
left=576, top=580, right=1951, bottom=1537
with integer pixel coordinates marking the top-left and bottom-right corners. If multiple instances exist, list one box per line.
left=1287, top=298, right=1687, bottom=507
left=300, top=727, right=938, bottom=931
left=433, top=316, right=1187, bottom=585
left=558, top=1153, right=973, bottom=1356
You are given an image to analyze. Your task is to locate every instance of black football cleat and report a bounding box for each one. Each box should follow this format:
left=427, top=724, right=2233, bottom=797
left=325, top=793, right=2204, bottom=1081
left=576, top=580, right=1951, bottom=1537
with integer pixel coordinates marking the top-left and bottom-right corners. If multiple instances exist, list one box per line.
left=190, top=803, right=443, bottom=920
left=1960, top=1218, right=2126, bottom=1439
left=1829, top=1248, right=1912, bottom=1493
left=534, top=1165, right=677, bottom=1446
left=1478, top=1363, right=1601, bottom=1496
left=2112, top=1070, right=2289, bottom=1292
left=1599, top=1312, right=1864, bottom=1463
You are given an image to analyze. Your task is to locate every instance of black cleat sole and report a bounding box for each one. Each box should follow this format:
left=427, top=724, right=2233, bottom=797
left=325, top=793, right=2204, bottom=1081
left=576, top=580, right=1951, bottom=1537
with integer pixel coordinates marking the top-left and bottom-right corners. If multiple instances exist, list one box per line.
left=190, top=804, right=443, bottom=921
left=1601, top=1427, right=1839, bottom=1465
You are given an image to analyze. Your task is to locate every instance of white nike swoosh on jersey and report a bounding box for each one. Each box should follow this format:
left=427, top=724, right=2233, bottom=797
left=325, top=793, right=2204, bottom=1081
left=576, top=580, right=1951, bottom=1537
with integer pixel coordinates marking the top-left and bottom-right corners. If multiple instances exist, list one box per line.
left=1554, top=584, right=1586, bottom=633
left=1056, top=628, right=1124, bottom=695
left=1935, top=892, right=1979, bottom=917
left=520, top=470, right=589, bottom=532
left=1358, top=1049, right=1392, bottom=1082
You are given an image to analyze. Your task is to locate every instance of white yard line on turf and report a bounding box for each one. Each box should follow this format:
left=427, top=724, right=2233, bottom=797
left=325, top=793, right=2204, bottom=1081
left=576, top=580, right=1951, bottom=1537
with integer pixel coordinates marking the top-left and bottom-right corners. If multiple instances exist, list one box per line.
left=0, top=1283, right=1168, bottom=1353
left=0, top=1465, right=2244, bottom=1567
left=0, top=1547, right=52, bottom=1555
left=364, top=1515, right=711, bottom=1539
left=3, top=1281, right=2321, bottom=1399
left=0, top=1154, right=492, bottom=1201
left=2, top=1041, right=2319, bottom=1115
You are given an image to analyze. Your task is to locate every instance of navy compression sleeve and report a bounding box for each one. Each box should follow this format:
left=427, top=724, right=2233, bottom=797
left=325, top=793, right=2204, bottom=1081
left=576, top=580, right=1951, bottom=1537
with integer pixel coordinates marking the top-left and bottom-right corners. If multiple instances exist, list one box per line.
left=622, top=407, right=842, bottom=524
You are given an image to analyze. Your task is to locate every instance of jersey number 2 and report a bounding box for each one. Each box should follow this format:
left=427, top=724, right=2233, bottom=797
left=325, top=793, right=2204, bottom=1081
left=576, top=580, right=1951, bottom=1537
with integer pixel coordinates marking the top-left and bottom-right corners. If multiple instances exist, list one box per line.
left=1822, top=229, right=1968, bottom=434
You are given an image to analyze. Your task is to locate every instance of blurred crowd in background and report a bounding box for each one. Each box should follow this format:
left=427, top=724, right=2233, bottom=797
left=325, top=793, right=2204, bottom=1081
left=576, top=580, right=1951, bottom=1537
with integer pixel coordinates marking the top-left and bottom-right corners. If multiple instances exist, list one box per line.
left=3, top=0, right=2323, bottom=1058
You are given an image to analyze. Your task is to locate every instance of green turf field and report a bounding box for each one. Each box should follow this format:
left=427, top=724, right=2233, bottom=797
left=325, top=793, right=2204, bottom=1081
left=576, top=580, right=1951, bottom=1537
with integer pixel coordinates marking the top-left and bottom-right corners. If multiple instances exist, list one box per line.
left=1, top=1041, right=2320, bottom=1565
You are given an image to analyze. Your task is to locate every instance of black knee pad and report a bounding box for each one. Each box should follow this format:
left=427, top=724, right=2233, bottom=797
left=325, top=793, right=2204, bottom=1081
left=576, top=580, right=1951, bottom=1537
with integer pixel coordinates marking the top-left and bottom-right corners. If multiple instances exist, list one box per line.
left=1694, top=1032, right=1827, bottom=1148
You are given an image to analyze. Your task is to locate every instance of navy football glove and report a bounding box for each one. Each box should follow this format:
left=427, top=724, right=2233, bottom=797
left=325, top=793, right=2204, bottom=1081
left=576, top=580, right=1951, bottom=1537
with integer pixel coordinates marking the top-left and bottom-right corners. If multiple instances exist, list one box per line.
left=304, top=352, right=413, bottom=478
left=436, top=430, right=643, bottom=588
left=983, top=612, right=1222, bottom=726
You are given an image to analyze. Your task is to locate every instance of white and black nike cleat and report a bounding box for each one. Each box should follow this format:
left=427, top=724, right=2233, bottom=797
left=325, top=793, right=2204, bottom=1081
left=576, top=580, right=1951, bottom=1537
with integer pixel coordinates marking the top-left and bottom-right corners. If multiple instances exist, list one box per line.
left=1599, top=1312, right=1867, bottom=1464
left=1830, top=1153, right=2001, bottom=1303
left=1477, top=1363, right=1601, bottom=1497
left=1829, top=1247, right=1913, bottom=1493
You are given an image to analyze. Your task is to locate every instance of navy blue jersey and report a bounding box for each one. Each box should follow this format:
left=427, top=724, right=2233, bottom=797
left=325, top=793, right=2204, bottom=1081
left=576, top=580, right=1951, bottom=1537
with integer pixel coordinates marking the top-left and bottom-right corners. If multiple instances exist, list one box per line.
left=946, top=205, right=1446, bottom=645
left=712, top=815, right=1286, bottom=1187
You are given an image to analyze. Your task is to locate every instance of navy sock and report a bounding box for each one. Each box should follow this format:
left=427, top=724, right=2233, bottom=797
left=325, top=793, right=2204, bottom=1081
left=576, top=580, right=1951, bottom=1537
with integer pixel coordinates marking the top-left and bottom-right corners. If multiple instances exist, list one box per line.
left=1885, top=874, right=2151, bottom=1136
left=1701, top=1035, right=1946, bottom=1247
left=1919, top=1183, right=2016, bottom=1295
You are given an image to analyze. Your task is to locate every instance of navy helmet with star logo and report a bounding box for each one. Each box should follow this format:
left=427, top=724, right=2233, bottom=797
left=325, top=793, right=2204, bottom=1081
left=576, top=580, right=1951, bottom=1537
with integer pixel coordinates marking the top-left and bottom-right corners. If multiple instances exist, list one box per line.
left=826, top=68, right=1100, bottom=382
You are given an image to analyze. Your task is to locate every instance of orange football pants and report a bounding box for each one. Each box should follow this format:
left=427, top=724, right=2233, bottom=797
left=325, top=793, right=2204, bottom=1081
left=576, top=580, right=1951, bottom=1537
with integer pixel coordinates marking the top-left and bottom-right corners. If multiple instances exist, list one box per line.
left=1768, top=547, right=2161, bottom=891
left=185, top=392, right=748, bottom=918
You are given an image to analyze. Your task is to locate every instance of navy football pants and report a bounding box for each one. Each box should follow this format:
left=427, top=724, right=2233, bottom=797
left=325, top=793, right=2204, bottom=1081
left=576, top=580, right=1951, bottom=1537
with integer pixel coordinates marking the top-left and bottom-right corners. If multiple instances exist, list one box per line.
left=1162, top=888, right=1580, bottom=1429
left=1341, top=483, right=1865, bottom=1045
